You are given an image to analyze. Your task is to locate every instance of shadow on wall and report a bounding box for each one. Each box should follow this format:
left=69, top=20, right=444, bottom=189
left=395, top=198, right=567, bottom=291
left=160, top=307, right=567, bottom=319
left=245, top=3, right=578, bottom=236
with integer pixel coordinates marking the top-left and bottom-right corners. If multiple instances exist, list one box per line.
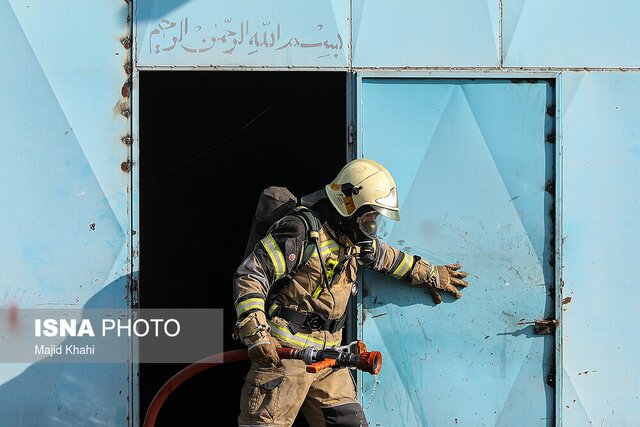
left=134, top=0, right=197, bottom=23
left=0, top=276, right=130, bottom=426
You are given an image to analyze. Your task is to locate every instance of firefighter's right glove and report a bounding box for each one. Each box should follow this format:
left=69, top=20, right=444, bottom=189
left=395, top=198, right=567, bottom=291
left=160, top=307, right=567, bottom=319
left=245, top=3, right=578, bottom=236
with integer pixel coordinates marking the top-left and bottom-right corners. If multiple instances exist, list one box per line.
left=247, top=333, right=282, bottom=368
left=409, top=259, right=469, bottom=304
left=234, top=310, right=282, bottom=368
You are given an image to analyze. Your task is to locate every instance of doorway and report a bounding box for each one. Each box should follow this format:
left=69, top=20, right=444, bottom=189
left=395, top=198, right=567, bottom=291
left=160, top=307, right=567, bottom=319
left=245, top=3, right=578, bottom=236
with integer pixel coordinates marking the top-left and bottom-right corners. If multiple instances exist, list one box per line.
left=139, top=71, right=347, bottom=425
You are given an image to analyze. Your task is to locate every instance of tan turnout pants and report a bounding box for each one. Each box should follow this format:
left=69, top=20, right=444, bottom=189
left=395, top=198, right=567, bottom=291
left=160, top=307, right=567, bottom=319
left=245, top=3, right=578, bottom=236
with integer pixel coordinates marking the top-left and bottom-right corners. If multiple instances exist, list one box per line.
left=238, top=359, right=368, bottom=427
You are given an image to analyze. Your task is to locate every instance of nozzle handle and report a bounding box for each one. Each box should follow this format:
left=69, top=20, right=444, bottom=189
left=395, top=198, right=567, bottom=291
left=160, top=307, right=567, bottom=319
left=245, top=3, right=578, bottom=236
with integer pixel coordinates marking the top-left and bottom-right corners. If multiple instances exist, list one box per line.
left=306, top=358, right=337, bottom=373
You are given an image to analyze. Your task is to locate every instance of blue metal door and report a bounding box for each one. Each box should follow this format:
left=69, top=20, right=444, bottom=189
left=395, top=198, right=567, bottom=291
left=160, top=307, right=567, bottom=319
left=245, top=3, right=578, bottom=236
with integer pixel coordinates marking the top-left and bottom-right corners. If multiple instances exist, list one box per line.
left=357, top=78, right=555, bottom=426
left=0, top=0, right=132, bottom=425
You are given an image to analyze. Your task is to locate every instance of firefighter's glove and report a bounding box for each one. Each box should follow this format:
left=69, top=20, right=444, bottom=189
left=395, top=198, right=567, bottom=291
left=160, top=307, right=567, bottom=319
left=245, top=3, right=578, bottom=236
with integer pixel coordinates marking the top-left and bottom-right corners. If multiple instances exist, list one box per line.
left=410, top=259, right=469, bottom=304
left=234, top=310, right=282, bottom=368
left=247, top=333, right=282, bottom=368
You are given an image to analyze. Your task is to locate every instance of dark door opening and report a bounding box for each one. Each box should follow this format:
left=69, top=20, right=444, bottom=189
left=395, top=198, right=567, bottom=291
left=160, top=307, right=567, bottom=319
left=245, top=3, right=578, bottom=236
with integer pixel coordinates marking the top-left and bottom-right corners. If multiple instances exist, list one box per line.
left=139, top=71, right=347, bottom=426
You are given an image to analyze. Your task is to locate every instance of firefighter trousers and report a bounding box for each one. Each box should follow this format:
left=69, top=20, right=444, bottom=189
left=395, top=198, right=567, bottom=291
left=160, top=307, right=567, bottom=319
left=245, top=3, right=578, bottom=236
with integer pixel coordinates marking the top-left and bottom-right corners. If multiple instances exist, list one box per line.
left=238, top=359, right=369, bottom=427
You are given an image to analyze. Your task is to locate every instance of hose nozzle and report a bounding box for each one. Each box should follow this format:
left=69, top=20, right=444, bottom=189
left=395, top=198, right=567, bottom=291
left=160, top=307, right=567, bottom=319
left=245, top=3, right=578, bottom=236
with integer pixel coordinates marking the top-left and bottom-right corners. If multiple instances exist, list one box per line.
left=278, top=340, right=382, bottom=375
left=358, top=351, right=382, bottom=375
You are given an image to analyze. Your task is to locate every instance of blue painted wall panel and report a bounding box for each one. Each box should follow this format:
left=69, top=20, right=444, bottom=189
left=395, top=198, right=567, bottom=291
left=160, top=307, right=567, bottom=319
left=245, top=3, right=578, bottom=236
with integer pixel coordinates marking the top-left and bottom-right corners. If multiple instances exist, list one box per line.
left=359, top=79, right=554, bottom=426
left=503, top=0, right=640, bottom=67
left=352, top=0, right=500, bottom=68
left=0, top=0, right=131, bottom=424
left=135, top=0, right=349, bottom=68
left=560, top=72, right=640, bottom=425
left=0, top=0, right=638, bottom=423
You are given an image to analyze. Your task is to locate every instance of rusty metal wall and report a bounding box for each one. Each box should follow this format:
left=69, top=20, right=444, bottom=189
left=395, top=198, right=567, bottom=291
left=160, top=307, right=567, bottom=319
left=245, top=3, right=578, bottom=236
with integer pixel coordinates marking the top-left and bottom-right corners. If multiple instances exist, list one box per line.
left=131, top=1, right=640, bottom=426
left=0, top=0, right=133, bottom=425
left=134, top=0, right=640, bottom=71
left=351, top=0, right=500, bottom=67
left=559, top=72, right=640, bottom=426
left=502, top=0, right=640, bottom=67
left=0, top=0, right=635, bottom=425
left=135, top=0, right=349, bottom=69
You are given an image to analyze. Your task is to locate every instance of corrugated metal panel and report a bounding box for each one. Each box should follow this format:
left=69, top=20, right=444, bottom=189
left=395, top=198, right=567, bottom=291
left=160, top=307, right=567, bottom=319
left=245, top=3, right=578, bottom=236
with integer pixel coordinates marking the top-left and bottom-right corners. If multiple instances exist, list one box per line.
left=560, top=72, right=640, bottom=425
left=357, top=78, right=555, bottom=426
left=135, top=0, right=349, bottom=68
left=0, top=0, right=131, bottom=424
left=352, top=0, right=500, bottom=68
left=503, top=0, right=640, bottom=68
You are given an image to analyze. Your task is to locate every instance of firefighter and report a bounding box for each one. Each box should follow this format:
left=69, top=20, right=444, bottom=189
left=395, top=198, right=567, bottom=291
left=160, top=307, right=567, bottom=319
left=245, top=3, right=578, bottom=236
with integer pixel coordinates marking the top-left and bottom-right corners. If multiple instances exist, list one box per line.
left=233, top=158, right=469, bottom=427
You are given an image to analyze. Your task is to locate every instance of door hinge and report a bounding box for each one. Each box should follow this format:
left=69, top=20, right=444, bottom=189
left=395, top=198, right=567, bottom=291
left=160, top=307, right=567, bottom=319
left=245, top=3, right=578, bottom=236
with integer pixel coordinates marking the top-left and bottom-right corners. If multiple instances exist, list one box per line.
left=348, top=124, right=356, bottom=144
left=517, top=318, right=559, bottom=335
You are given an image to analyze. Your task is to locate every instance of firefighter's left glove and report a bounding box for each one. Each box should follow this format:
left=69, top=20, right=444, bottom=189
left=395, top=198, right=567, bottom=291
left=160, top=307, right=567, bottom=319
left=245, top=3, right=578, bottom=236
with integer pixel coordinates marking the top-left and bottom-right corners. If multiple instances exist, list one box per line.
left=409, top=259, right=469, bottom=304
left=234, top=310, right=282, bottom=368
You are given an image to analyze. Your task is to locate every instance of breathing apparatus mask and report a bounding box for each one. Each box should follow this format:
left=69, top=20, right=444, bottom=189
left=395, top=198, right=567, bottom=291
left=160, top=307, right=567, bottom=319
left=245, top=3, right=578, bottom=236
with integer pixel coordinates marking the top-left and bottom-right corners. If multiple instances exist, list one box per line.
left=350, top=208, right=381, bottom=266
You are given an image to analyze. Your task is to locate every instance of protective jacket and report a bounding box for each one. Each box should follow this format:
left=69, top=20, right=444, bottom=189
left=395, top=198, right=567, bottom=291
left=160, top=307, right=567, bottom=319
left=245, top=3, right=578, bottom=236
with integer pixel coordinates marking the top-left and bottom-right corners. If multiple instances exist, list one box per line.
left=233, top=208, right=420, bottom=349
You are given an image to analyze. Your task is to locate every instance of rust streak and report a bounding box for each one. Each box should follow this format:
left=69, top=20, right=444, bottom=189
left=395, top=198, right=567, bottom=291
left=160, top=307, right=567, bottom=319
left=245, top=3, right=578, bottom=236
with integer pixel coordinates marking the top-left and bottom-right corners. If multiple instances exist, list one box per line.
left=8, top=303, right=18, bottom=330
left=121, top=161, right=132, bottom=172
left=121, top=37, right=132, bottom=49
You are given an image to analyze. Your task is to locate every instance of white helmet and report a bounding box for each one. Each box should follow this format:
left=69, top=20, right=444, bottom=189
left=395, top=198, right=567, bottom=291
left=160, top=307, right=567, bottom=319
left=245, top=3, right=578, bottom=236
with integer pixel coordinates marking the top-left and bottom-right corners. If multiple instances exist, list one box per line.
left=325, top=158, right=400, bottom=221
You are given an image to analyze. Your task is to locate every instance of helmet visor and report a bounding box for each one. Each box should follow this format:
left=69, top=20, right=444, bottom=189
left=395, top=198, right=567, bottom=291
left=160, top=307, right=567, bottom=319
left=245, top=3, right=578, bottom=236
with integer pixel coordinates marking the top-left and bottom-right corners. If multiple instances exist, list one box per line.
left=356, top=211, right=380, bottom=239
left=373, top=187, right=400, bottom=221
left=371, top=205, right=400, bottom=221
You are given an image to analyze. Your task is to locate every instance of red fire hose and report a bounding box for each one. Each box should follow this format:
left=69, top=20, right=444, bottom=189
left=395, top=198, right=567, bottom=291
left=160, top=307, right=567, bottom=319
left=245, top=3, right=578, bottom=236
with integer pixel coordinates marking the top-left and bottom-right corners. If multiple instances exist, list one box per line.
left=143, top=348, right=249, bottom=427
left=143, top=342, right=382, bottom=427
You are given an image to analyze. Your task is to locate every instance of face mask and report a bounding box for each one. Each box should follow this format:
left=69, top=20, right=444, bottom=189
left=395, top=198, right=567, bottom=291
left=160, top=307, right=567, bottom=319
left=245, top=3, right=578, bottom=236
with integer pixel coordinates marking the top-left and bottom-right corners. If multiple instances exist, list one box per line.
left=350, top=210, right=380, bottom=266
left=355, top=211, right=379, bottom=240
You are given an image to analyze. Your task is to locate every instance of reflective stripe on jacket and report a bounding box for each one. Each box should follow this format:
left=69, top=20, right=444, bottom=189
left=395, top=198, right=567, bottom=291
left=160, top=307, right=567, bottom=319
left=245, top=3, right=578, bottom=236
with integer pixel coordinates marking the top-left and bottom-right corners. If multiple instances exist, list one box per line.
left=233, top=212, right=415, bottom=349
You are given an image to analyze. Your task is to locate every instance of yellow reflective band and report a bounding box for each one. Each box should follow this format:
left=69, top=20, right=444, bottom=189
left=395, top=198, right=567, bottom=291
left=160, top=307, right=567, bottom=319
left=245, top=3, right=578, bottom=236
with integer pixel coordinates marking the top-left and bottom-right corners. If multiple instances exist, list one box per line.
left=403, top=254, right=415, bottom=277
left=261, top=234, right=286, bottom=280
left=268, top=303, right=279, bottom=318
left=311, top=240, right=339, bottom=258
left=320, top=240, right=337, bottom=249
left=268, top=320, right=341, bottom=348
left=325, top=258, right=339, bottom=279
left=392, top=252, right=413, bottom=279
left=311, top=284, right=323, bottom=298
left=235, top=298, right=265, bottom=316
